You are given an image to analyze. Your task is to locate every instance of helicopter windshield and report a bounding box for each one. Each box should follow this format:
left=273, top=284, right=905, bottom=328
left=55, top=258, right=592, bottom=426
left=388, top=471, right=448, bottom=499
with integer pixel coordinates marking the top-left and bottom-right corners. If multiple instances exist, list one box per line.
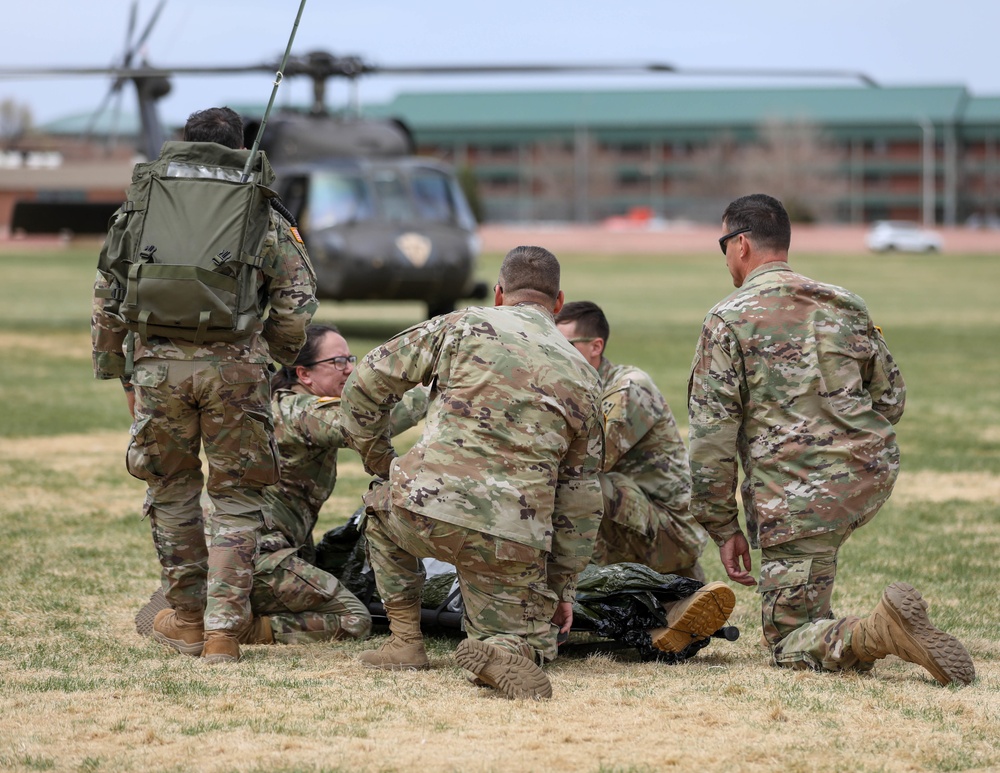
left=308, top=170, right=374, bottom=228
left=304, top=166, right=476, bottom=230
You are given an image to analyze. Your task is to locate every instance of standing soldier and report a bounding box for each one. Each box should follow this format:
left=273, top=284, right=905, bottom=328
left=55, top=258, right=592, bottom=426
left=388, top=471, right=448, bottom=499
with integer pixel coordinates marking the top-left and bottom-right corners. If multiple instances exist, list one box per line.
left=340, top=246, right=604, bottom=700
left=687, top=193, right=973, bottom=685
left=92, top=107, right=318, bottom=663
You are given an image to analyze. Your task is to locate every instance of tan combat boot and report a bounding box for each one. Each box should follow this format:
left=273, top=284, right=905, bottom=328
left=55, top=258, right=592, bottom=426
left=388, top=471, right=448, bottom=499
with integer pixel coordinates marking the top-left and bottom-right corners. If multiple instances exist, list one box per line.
left=238, top=616, right=275, bottom=645
left=357, top=598, right=429, bottom=670
left=152, top=608, right=204, bottom=656
left=454, top=638, right=552, bottom=700
left=851, top=582, right=975, bottom=686
left=202, top=632, right=241, bottom=664
left=650, top=581, right=736, bottom=653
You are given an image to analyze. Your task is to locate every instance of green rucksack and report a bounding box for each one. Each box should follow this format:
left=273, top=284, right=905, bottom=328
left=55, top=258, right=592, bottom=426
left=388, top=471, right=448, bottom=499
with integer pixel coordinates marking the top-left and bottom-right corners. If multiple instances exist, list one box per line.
left=96, top=140, right=279, bottom=345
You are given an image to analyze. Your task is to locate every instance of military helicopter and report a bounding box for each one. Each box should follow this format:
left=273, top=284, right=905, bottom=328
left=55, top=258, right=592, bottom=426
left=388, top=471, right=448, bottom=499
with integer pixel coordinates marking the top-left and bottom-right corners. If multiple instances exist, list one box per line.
left=0, top=2, right=877, bottom=317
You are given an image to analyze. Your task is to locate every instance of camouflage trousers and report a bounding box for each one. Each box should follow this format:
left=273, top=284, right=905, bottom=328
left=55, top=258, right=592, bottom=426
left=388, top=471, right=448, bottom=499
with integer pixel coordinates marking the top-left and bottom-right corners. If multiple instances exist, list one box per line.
left=251, top=548, right=372, bottom=643
left=593, top=472, right=708, bottom=580
left=760, top=508, right=880, bottom=672
left=128, top=359, right=279, bottom=634
left=363, top=485, right=560, bottom=663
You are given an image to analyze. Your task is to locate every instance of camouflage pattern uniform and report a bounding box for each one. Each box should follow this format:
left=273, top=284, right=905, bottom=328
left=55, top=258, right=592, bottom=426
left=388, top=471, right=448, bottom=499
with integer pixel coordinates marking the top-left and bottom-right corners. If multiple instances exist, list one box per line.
left=594, top=358, right=708, bottom=577
left=688, top=262, right=905, bottom=671
left=250, top=386, right=372, bottom=643
left=341, top=304, right=604, bottom=663
left=92, top=210, right=317, bottom=635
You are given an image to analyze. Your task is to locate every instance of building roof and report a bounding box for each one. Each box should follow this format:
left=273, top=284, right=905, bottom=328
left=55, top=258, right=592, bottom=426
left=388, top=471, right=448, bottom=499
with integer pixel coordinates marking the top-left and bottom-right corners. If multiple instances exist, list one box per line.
left=366, top=85, right=972, bottom=130
left=37, top=110, right=143, bottom=137
left=963, top=95, right=1000, bottom=123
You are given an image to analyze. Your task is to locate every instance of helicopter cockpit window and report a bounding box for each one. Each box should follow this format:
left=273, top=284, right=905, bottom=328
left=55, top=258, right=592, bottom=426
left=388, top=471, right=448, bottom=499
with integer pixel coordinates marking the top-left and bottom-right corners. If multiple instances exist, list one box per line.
left=411, top=170, right=455, bottom=223
left=309, top=171, right=374, bottom=227
left=373, top=171, right=411, bottom=222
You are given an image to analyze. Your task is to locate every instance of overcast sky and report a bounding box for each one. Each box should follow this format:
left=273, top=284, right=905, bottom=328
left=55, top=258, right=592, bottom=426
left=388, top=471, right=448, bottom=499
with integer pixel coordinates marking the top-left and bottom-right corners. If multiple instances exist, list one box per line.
left=2, top=0, right=998, bottom=127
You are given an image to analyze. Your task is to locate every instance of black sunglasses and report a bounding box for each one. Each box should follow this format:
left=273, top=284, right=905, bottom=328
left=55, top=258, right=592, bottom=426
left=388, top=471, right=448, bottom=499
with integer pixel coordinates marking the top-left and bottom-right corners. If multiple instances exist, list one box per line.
left=719, top=227, right=752, bottom=256
left=303, top=355, right=357, bottom=371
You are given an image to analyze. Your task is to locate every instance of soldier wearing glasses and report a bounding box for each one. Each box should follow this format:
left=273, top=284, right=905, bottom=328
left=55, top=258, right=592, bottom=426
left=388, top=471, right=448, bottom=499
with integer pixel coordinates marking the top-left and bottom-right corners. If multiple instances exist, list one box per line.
left=687, top=193, right=973, bottom=686
left=228, top=323, right=374, bottom=645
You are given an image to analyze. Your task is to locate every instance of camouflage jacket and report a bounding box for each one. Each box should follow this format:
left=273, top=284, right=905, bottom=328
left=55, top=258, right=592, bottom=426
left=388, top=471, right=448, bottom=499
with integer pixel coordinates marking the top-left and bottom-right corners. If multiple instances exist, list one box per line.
left=262, top=386, right=430, bottom=553
left=599, top=358, right=692, bottom=519
left=340, top=303, right=605, bottom=600
left=263, top=387, right=351, bottom=549
left=687, top=262, right=905, bottom=549
left=92, top=210, right=318, bottom=379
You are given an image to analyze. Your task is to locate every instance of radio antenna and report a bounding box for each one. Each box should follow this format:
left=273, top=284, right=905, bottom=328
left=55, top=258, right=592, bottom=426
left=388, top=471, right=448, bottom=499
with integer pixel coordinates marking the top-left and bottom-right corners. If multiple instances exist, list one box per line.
left=241, top=0, right=308, bottom=182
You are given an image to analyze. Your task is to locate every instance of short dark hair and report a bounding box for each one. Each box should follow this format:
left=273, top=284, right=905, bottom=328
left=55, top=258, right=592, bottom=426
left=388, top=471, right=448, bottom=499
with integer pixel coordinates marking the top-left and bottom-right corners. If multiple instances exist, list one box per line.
left=497, top=246, right=560, bottom=301
left=271, top=323, right=341, bottom=390
left=555, top=300, right=610, bottom=344
left=183, top=107, right=244, bottom=149
left=722, top=194, right=791, bottom=254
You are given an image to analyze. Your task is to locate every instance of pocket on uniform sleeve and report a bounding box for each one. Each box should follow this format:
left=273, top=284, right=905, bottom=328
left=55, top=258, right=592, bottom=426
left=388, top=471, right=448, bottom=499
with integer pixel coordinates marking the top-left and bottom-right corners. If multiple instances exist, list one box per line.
left=758, top=557, right=813, bottom=647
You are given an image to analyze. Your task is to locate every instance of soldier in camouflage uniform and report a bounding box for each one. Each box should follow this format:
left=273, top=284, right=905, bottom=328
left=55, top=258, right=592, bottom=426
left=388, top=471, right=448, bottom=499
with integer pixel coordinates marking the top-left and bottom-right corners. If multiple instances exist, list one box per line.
left=340, top=246, right=604, bottom=700
left=687, top=193, right=974, bottom=685
left=555, top=301, right=709, bottom=580
left=244, top=324, right=372, bottom=644
left=92, top=107, right=318, bottom=664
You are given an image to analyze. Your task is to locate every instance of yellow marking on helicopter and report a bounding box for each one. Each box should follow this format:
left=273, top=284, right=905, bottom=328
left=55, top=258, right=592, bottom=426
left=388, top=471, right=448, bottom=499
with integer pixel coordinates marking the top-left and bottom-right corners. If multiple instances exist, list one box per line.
left=396, top=232, right=432, bottom=267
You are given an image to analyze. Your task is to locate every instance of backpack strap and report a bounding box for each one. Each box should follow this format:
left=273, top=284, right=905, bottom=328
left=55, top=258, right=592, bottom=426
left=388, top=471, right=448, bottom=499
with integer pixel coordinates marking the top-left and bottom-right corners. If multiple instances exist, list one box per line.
left=194, top=311, right=212, bottom=347
left=94, top=283, right=126, bottom=302
left=137, top=310, right=152, bottom=346
left=237, top=250, right=279, bottom=278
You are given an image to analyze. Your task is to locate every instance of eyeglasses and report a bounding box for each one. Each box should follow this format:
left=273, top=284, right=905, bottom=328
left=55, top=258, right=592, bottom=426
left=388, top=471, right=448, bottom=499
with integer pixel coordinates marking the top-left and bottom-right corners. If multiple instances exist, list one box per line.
left=719, top=227, right=752, bottom=256
left=304, top=355, right=357, bottom=371
left=567, top=337, right=596, bottom=344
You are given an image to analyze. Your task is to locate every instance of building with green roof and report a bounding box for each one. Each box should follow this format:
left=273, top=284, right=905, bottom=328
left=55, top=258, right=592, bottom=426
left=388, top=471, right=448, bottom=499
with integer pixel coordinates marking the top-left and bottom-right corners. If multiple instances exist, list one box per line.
left=20, top=84, right=1000, bottom=227
left=363, top=84, right=997, bottom=224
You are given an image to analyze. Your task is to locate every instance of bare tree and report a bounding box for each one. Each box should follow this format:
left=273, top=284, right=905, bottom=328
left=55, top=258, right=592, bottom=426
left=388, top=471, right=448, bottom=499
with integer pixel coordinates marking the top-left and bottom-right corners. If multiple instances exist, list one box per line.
left=734, top=119, right=847, bottom=222
left=0, top=99, right=33, bottom=147
left=671, top=121, right=847, bottom=222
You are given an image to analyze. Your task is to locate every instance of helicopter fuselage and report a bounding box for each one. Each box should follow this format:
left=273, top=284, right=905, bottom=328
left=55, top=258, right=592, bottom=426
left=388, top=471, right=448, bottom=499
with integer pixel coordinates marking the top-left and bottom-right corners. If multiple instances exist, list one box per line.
left=273, top=155, right=484, bottom=314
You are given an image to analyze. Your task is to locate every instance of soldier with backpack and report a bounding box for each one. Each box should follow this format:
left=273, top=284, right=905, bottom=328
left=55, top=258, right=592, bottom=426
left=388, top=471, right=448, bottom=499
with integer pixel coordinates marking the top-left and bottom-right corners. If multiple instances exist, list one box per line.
left=92, top=106, right=318, bottom=664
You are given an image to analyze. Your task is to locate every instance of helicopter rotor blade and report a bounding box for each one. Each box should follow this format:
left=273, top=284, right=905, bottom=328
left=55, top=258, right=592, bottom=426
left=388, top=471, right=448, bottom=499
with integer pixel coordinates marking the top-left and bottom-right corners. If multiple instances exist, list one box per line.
left=0, top=59, right=877, bottom=87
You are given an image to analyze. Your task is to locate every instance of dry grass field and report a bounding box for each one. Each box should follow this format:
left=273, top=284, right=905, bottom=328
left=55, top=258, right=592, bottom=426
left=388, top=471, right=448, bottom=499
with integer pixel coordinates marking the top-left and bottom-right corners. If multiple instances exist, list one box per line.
left=0, top=237, right=997, bottom=772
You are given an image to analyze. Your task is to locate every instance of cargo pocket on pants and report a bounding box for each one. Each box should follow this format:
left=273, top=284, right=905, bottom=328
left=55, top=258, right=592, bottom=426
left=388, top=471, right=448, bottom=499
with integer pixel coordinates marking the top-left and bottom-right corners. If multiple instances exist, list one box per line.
left=126, top=415, right=165, bottom=482
left=238, top=410, right=279, bottom=487
left=758, top=557, right=813, bottom=648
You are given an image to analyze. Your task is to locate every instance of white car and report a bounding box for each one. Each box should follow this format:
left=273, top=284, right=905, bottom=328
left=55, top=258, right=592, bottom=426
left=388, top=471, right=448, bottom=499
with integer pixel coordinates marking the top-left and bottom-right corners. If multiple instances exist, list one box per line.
left=866, top=221, right=943, bottom=253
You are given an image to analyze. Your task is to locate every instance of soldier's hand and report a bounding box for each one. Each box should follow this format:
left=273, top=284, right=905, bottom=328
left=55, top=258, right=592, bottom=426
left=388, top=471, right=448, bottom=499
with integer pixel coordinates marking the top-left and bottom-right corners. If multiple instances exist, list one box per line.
left=551, top=600, right=574, bottom=634
left=719, top=532, right=756, bottom=586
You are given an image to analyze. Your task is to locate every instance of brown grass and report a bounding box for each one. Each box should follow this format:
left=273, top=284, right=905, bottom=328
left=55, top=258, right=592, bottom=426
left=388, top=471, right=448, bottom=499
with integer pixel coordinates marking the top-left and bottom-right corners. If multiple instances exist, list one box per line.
left=0, top=432, right=997, bottom=773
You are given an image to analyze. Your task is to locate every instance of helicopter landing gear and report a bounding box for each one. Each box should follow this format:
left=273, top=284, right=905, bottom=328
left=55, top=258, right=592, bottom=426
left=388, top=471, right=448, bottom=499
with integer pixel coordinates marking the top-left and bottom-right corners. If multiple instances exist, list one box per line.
left=426, top=300, right=456, bottom=319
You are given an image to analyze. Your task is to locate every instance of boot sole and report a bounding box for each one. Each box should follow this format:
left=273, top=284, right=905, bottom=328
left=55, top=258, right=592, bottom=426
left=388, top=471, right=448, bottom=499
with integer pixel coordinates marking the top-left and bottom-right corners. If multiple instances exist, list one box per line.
left=152, top=630, right=205, bottom=657
left=881, top=582, right=975, bottom=686
left=357, top=654, right=430, bottom=671
left=454, top=638, right=552, bottom=700
left=135, top=588, right=169, bottom=638
left=201, top=653, right=240, bottom=664
left=651, top=581, right=736, bottom=653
